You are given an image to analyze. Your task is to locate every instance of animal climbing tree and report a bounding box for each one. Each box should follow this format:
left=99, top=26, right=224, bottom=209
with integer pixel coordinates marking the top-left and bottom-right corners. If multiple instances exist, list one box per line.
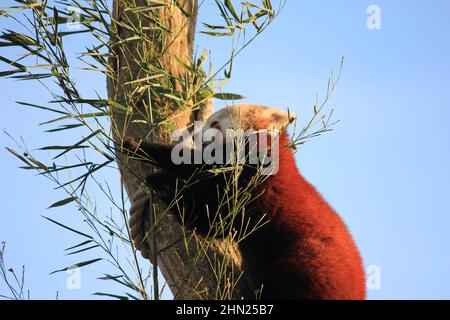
left=0, top=0, right=338, bottom=299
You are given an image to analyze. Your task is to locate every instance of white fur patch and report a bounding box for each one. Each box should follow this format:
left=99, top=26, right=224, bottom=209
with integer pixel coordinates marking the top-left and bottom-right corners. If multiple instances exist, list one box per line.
left=203, top=104, right=295, bottom=134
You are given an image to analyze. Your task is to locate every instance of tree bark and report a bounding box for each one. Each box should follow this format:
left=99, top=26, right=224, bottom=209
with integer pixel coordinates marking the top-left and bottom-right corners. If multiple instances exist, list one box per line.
left=107, top=0, right=259, bottom=299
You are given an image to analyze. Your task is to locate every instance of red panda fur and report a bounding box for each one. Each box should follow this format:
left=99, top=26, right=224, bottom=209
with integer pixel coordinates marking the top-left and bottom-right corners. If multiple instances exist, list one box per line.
left=124, top=105, right=366, bottom=300
left=248, top=132, right=366, bottom=299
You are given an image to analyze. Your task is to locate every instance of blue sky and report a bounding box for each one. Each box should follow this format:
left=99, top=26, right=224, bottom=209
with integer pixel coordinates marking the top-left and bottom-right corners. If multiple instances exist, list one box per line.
left=1, top=0, right=450, bottom=299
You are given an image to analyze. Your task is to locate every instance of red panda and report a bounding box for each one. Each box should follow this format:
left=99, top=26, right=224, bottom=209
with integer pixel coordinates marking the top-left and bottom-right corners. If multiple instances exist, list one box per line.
left=124, top=104, right=366, bottom=300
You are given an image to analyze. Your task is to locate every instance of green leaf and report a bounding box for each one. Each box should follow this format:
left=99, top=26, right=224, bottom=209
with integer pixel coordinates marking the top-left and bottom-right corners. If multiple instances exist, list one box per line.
left=200, top=31, right=234, bottom=37
left=262, top=0, right=273, bottom=11
left=43, top=216, right=93, bottom=239
left=10, top=73, right=52, bottom=80
left=57, top=29, right=91, bottom=37
left=124, top=74, right=165, bottom=85
left=0, top=31, right=38, bottom=47
left=0, top=70, right=22, bottom=77
left=39, top=112, right=107, bottom=126
left=98, top=274, right=136, bottom=290
left=42, top=162, right=94, bottom=175
left=50, top=258, right=102, bottom=274
left=38, top=145, right=89, bottom=151
left=224, top=0, right=240, bottom=21
left=109, top=100, right=128, bottom=112
left=0, top=55, right=27, bottom=71
left=212, top=92, right=245, bottom=100
left=162, top=93, right=184, bottom=102
left=52, top=129, right=102, bottom=160
left=45, top=124, right=84, bottom=133
left=215, top=0, right=232, bottom=26
left=5, top=147, right=33, bottom=168
left=66, top=245, right=99, bottom=256
left=65, top=240, right=93, bottom=252
left=57, top=160, right=112, bottom=190
left=17, top=101, right=68, bottom=115
left=5, top=146, right=49, bottom=171
left=202, top=23, right=235, bottom=31
left=225, top=48, right=235, bottom=78
left=93, top=292, right=129, bottom=300
left=125, top=292, right=141, bottom=300
left=0, top=2, right=44, bottom=17
left=47, top=197, right=77, bottom=209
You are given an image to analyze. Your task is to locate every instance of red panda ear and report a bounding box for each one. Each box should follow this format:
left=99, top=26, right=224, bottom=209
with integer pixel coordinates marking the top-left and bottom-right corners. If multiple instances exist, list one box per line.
left=265, top=108, right=297, bottom=130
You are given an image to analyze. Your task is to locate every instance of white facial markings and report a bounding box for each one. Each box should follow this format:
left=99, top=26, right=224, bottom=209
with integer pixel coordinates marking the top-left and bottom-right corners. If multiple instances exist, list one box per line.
left=171, top=105, right=293, bottom=175
left=204, top=104, right=293, bottom=133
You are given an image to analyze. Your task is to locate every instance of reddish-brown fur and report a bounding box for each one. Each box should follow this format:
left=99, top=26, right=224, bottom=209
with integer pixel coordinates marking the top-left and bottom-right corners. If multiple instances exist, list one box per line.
left=248, top=133, right=366, bottom=299
left=124, top=121, right=366, bottom=299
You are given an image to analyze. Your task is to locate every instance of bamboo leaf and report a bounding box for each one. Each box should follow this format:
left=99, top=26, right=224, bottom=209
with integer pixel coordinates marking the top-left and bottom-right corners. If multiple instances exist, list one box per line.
left=5, top=147, right=33, bottom=168
left=39, top=112, right=107, bottom=125
left=45, top=124, right=84, bottom=133
left=42, top=162, right=94, bottom=175
left=50, top=258, right=102, bottom=274
left=0, top=70, right=22, bottom=77
left=57, top=160, right=112, bottom=189
left=17, top=101, right=68, bottom=115
left=215, top=0, right=232, bottom=26
left=224, top=0, right=240, bottom=21
left=43, top=216, right=93, bottom=239
left=212, top=92, right=246, bottom=100
left=0, top=2, right=44, bottom=17
left=92, top=292, right=129, bottom=300
left=98, top=274, right=136, bottom=290
left=47, top=197, right=77, bottom=209
left=38, top=145, right=89, bottom=151
left=65, top=240, right=93, bottom=252
left=124, top=74, right=165, bottom=85
left=66, top=245, right=99, bottom=256
left=162, top=93, right=184, bottom=102
left=0, top=56, right=27, bottom=71
left=0, top=31, right=38, bottom=47
left=202, top=23, right=235, bottom=31
left=51, top=129, right=101, bottom=160
left=125, top=292, right=141, bottom=300
left=200, top=31, right=234, bottom=37
left=10, top=73, right=52, bottom=80
left=108, top=100, right=128, bottom=112
left=57, top=29, right=91, bottom=37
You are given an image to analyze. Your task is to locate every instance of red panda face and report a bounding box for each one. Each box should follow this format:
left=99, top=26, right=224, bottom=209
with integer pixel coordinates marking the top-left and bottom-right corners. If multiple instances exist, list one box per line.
left=202, top=104, right=295, bottom=144
left=198, top=105, right=296, bottom=175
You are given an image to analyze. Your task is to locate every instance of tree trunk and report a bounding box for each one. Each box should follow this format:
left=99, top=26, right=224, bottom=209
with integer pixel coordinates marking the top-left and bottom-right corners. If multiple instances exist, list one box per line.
left=107, top=0, right=259, bottom=299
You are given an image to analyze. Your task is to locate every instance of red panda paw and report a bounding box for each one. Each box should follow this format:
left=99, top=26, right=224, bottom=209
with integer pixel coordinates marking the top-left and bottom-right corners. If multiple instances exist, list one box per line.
left=123, top=136, right=141, bottom=153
